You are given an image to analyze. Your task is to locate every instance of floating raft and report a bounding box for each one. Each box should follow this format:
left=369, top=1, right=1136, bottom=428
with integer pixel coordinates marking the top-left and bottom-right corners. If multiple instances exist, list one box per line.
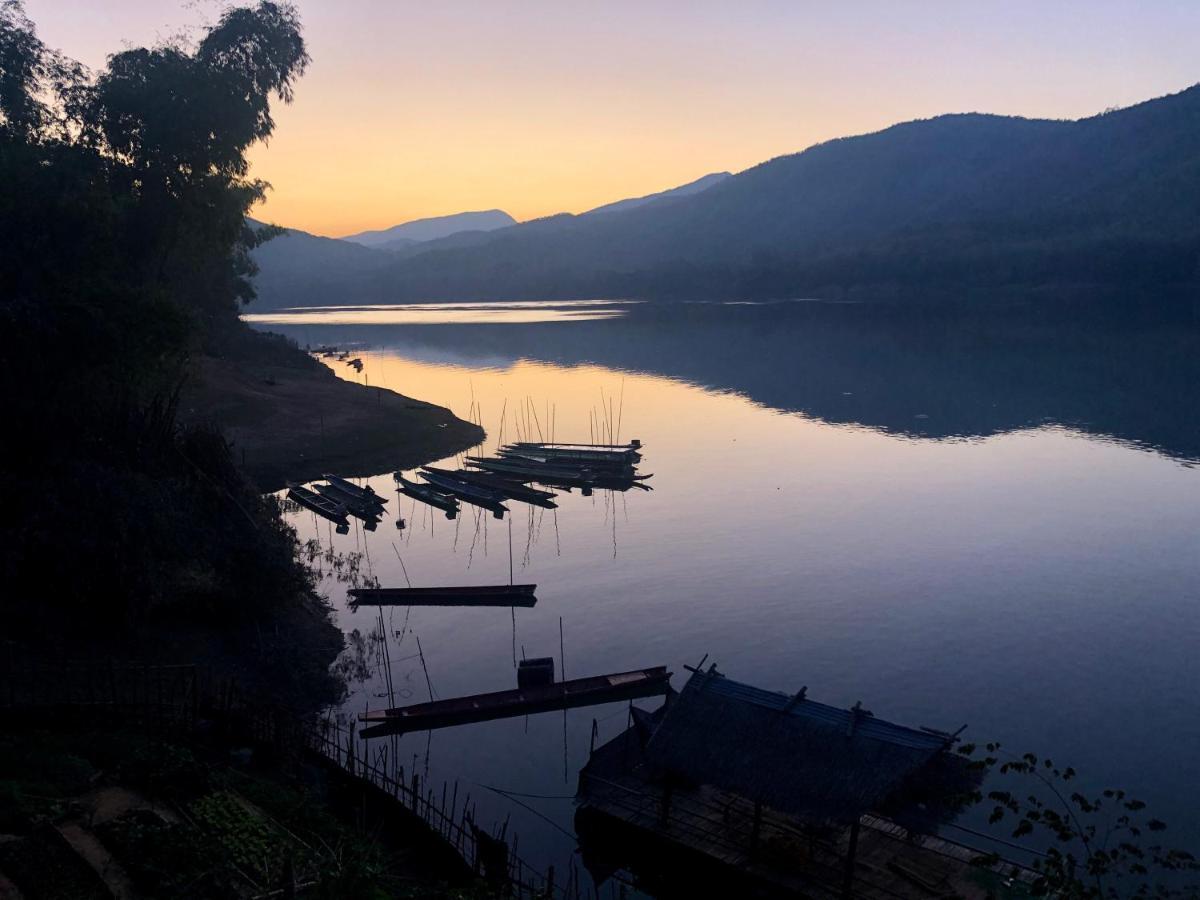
left=358, top=666, right=672, bottom=738
left=348, top=584, right=537, bottom=608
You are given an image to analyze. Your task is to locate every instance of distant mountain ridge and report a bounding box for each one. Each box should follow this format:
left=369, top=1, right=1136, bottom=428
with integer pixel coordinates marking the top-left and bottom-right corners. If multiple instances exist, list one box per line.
left=250, top=85, right=1200, bottom=310
left=248, top=172, right=731, bottom=308
left=582, top=171, right=730, bottom=216
left=341, top=210, right=516, bottom=249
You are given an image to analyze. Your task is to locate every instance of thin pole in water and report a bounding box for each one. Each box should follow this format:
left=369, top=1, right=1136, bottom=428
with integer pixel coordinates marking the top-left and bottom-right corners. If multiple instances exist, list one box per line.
left=416, top=634, right=434, bottom=701
left=391, top=542, right=413, bottom=588
left=559, top=616, right=566, bottom=681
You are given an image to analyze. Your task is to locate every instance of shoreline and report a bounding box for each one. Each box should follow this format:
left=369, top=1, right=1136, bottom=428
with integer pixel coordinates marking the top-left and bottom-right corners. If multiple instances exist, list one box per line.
left=181, top=347, right=484, bottom=491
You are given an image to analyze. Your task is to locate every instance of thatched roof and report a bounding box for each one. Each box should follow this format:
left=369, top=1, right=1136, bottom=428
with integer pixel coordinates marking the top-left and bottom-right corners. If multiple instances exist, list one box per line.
left=642, top=668, right=954, bottom=825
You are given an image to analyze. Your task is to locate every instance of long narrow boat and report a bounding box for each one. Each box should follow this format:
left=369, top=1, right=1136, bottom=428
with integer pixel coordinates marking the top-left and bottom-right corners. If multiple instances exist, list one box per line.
left=466, top=456, right=596, bottom=483
left=348, top=583, right=538, bottom=608
left=314, top=482, right=383, bottom=522
left=358, top=666, right=671, bottom=738
left=418, top=471, right=508, bottom=518
left=421, top=467, right=558, bottom=507
left=499, top=450, right=637, bottom=476
left=506, top=442, right=643, bottom=465
left=323, top=473, right=387, bottom=506
left=319, top=479, right=386, bottom=512
left=286, top=483, right=351, bottom=530
left=513, top=440, right=641, bottom=451
left=394, top=474, right=459, bottom=518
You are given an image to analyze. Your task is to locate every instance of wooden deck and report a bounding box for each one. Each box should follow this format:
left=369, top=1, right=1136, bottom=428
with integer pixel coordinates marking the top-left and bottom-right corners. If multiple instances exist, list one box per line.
left=578, top=731, right=1040, bottom=900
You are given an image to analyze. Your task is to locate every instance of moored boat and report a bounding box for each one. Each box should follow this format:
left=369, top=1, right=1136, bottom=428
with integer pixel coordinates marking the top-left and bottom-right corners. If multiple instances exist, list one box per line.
left=313, top=482, right=383, bottom=525
left=421, top=466, right=558, bottom=507
left=323, top=473, right=387, bottom=506
left=506, top=441, right=643, bottom=466
left=286, top=483, right=351, bottom=530
left=358, top=666, right=672, bottom=737
left=348, top=583, right=538, bottom=607
left=394, top=474, right=459, bottom=518
left=418, top=471, right=508, bottom=518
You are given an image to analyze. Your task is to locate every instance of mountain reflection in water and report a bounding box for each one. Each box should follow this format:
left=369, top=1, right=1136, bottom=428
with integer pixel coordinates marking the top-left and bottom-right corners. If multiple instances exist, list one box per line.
left=261, top=302, right=1200, bottom=464
left=254, top=301, right=1200, bottom=886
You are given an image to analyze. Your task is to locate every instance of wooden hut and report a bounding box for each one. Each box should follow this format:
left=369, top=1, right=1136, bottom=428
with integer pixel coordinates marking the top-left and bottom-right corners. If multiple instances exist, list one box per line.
left=577, top=665, right=1036, bottom=899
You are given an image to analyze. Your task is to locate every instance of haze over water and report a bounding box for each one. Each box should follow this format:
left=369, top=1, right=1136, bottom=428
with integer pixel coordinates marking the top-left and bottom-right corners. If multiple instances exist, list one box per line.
left=255, top=302, right=1200, bottom=886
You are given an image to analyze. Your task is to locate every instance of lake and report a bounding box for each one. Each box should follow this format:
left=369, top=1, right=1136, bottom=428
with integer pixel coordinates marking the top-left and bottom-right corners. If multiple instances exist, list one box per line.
left=248, top=300, right=1200, bottom=891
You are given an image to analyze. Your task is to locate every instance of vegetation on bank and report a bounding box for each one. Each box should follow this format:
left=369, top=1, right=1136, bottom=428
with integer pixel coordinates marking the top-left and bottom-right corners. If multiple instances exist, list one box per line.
left=0, top=4, right=492, bottom=892
left=0, top=1, right=340, bottom=696
left=0, top=723, right=501, bottom=899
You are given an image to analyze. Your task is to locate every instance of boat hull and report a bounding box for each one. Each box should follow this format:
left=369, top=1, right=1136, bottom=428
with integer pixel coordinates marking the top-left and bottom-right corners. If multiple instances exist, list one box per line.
left=359, top=667, right=671, bottom=738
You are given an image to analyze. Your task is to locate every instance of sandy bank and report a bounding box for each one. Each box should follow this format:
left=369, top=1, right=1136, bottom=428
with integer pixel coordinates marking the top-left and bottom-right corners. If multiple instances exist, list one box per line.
left=181, top=351, right=484, bottom=491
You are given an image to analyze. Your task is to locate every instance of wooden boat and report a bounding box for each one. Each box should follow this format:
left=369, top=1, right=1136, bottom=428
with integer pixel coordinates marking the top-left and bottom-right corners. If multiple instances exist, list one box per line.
left=421, top=467, right=558, bottom=507
left=466, top=455, right=596, bottom=483
left=471, top=456, right=649, bottom=491
left=314, top=482, right=383, bottom=521
left=323, top=473, right=387, bottom=506
left=286, top=483, right=350, bottom=529
left=394, top=474, right=459, bottom=518
left=506, top=442, right=643, bottom=466
left=514, top=440, right=641, bottom=451
left=348, top=583, right=538, bottom=608
left=358, top=666, right=672, bottom=738
left=418, top=471, right=508, bottom=518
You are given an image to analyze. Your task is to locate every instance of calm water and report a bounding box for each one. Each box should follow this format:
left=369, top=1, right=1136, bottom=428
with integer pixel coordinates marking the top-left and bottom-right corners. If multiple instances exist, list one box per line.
left=251, top=302, right=1200, bottom=888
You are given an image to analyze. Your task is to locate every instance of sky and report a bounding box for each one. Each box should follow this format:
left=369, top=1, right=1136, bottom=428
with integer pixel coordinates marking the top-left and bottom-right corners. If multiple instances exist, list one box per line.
left=23, top=1, right=1200, bottom=237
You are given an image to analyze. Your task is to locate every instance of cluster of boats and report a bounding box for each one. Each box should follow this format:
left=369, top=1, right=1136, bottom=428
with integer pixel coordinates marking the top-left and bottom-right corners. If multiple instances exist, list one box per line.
left=394, top=440, right=651, bottom=521
left=285, top=474, right=388, bottom=533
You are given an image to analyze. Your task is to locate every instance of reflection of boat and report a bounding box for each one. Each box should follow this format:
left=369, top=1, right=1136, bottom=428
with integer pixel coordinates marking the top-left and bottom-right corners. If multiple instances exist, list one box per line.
left=418, top=471, right=508, bottom=518
left=421, top=466, right=558, bottom=507
left=314, top=482, right=383, bottom=523
left=348, top=583, right=537, bottom=607
left=394, top=474, right=458, bottom=518
left=286, top=483, right=351, bottom=530
left=323, top=473, right=387, bottom=506
left=358, top=666, right=672, bottom=738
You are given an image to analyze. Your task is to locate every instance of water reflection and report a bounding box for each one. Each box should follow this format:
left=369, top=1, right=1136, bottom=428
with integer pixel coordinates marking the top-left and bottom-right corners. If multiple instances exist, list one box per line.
left=260, top=303, right=1200, bottom=464
left=255, top=303, right=1200, bottom=888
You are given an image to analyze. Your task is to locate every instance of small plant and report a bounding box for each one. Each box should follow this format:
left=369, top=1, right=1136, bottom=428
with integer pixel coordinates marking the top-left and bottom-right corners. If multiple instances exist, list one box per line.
left=957, top=742, right=1200, bottom=898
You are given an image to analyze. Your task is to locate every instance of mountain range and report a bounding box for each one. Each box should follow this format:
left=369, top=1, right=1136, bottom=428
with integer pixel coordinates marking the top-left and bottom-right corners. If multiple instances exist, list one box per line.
left=248, top=84, right=1200, bottom=310
left=341, top=210, right=516, bottom=251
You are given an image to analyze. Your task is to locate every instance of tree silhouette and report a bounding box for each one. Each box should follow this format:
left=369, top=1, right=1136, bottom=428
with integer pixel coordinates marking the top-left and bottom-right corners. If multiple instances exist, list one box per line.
left=957, top=742, right=1199, bottom=898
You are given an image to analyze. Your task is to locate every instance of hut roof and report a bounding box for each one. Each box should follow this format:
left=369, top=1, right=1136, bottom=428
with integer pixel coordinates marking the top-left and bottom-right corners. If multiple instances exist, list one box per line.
left=642, top=668, right=954, bottom=825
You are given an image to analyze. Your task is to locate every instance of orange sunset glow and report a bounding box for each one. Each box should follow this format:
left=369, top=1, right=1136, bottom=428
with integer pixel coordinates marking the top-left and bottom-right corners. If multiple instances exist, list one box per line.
left=21, top=0, right=1200, bottom=236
